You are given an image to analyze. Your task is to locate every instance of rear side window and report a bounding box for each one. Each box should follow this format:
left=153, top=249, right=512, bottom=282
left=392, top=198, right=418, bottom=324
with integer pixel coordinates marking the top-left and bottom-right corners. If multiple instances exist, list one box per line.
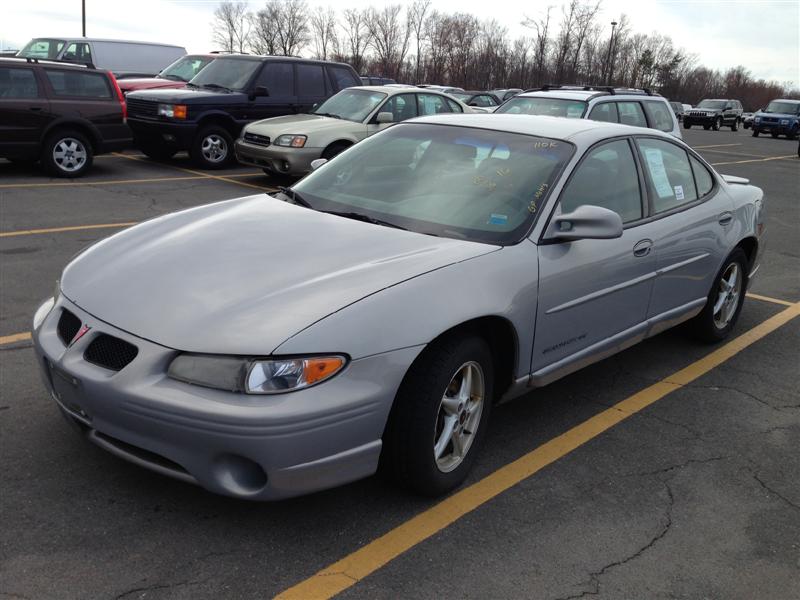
left=44, top=69, right=111, bottom=98
left=63, top=42, right=92, bottom=64
left=446, top=98, right=463, bottom=113
left=296, top=63, right=326, bottom=96
left=256, top=63, right=294, bottom=97
left=690, top=155, right=714, bottom=197
left=381, top=93, right=418, bottom=122
left=616, top=101, right=647, bottom=128
left=588, top=102, right=618, bottom=123
left=418, top=93, right=452, bottom=116
left=560, top=140, right=643, bottom=223
left=643, top=101, right=674, bottom=132
left=328, top=66, right=359, bottom=91
left=0, top=67, right=40, bottom=98
left=638, top=138, right=698, bottom=213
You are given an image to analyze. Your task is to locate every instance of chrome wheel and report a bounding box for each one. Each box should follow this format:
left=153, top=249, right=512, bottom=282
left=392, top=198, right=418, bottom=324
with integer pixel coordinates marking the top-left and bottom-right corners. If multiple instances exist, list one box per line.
left=434, top=361, right=485, bottom=473
left=201, top=134, right=228, bottom=163
left=52, top=137, right=87, bottom=172
left=713, top=263, right=742, bottom=329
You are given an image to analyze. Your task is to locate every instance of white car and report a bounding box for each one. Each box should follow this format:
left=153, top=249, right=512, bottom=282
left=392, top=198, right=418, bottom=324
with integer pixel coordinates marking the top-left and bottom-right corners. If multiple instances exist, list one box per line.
left=235, top=86, right=472, bottom=176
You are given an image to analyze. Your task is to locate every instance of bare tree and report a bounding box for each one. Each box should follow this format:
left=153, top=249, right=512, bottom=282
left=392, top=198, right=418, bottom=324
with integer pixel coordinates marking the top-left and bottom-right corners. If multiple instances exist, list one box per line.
left=212, top=1, right=251, bottom=53
left=250, top=3, right=281, bottom=55
left=523, top=6, right=553, bottom=86
left=342, top=8, right=372, bottom=74
left=310, top=6, right=337, bottom=60
left=408, top=0, right=431, bottom=84
left=365, top=5, right=412, bottom=80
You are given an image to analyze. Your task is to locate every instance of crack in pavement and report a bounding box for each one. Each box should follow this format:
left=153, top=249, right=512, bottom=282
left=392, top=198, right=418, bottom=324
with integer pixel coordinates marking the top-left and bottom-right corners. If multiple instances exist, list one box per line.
left=114, top=578, right=207, bottom=600
left=752, top=471, right=800, bottom=511
left=687, top=384, right=798, bottom=411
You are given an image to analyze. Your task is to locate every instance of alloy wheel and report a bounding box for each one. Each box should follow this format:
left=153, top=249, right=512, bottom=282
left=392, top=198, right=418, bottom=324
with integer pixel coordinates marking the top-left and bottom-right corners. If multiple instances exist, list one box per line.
left=433, top=361, right=485, bottom=473
left=201, top=134, right=228, bottom=163
left=713, top=263, right=742, bottom=329
left=52, top=138, right=87, bottom=173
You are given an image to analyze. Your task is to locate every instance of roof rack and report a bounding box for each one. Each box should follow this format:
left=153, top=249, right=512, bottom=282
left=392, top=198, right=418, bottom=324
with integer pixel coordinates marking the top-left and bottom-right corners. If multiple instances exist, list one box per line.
left=14, top=56, right=96, bottom=69
left=522, top=84, right=656, bottom=96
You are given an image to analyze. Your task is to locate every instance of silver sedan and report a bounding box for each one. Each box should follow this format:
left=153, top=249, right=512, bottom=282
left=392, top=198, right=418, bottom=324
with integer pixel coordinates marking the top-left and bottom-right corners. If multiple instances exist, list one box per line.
left=32, top=115, right=765, bottom=500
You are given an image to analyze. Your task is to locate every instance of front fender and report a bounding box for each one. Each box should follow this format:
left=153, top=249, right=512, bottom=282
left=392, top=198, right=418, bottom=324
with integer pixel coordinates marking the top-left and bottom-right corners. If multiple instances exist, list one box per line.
left=274, top=242, right=540, bottom=380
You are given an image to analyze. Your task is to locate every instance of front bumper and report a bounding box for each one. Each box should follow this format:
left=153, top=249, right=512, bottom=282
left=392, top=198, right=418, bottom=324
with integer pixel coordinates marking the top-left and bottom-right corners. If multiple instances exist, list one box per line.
left=128, top=118, right=196, bottom=150
left=752, top=120, right=797, bottom=135
left=33, top=295, right=422, bottom=500
left=684, top=114, right=720, bottom=126
left=235, top=139, right=322, bottom=176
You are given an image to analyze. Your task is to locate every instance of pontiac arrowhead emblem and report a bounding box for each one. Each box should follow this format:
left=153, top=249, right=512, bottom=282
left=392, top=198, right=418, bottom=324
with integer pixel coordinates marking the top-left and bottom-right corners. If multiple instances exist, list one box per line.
left=70, top=324, right=91, bottom=347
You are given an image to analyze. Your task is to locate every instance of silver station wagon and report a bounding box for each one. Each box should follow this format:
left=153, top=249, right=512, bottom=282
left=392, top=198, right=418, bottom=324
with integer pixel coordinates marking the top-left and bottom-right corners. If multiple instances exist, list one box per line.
left=33, top=115, right=764, bottom=500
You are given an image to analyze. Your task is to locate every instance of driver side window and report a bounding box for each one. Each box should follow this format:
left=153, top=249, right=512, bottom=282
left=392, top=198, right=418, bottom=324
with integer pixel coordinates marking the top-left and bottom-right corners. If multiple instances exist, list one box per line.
left=559, top=140, right=643, bottom=223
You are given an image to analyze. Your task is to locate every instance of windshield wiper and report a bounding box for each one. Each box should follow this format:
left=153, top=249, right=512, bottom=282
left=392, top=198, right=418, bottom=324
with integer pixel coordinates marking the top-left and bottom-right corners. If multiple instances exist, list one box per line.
left=321, top=210, right=407, bottom=230
left=313, top=112, right=342, bottom=119
left=276, top=186, right=313, bottom=208
left=185, top=82, right=200, bottom=89
left=201, top=83, right=232, bottom=92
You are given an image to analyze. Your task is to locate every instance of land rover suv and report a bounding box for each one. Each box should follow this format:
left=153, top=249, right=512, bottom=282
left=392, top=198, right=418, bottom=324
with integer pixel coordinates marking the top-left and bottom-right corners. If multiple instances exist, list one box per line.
left=125, top=55, right=360, bottom=168
left=684, top=99, right=743, bottom=131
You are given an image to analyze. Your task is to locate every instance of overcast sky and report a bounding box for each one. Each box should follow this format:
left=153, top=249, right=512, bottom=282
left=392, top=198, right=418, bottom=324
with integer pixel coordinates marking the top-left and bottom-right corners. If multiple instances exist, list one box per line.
left=2, top=0, right=798, bottom=86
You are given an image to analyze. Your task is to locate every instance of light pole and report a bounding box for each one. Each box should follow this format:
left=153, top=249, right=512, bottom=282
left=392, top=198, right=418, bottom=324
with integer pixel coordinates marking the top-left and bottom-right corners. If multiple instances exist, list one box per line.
left=604, top=20, right=617, bottom=85
left=82, top=0, right=86, bottom=37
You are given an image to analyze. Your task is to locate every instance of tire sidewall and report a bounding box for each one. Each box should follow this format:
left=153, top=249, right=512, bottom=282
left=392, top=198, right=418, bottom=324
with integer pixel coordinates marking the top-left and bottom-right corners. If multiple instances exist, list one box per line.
left=191, top=126, right=234, bottom=169
left=694, top=249, right=748, bottom=342
left=42, top=130, right=93, bottom=178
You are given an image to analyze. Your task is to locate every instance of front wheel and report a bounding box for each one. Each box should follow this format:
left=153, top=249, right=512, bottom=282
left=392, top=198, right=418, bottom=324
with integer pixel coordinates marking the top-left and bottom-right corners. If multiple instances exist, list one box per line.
left=731, top=118, right=739, bottom=132
left=771, top=131, right=779, bottom=138
left=684, top=122, right=692, bottom=130
left=703, top=125, right=711, bottom=130
left=752, top=128, right=759, bottom=137
left=381, top=334, right=493, bottom=496
left=689, top=249, right=748, bottom=343
left=190, top=126, right=234, bottom=169
left=713, top=116, right=722, bottom=131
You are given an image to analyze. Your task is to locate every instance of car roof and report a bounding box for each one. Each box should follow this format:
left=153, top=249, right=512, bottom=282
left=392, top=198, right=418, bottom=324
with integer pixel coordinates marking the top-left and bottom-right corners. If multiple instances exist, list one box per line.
left=516, top=89, right=664, bottom=102
left=209, top=54, right=352, bottom=67
left=25, top=37, right=184, bottom=49
left=769, top=98, right=800, bottom=103
left=407, top=113, right=678, bottom=145
left=348, top=85, right=453, bottom=96
left=0, top=56, right=94, bottom=70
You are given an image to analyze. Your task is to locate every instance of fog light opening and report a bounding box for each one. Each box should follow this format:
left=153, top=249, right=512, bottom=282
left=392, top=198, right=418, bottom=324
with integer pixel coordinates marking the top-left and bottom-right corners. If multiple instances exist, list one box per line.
left=212, top=454, right=268, bottom=494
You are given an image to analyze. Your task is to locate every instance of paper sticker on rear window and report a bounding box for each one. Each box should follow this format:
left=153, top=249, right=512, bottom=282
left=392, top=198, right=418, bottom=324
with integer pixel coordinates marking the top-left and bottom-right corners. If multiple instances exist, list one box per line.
left=674, top=185, right=684, bottom=200
left=643, top=148, right=673, bottom=198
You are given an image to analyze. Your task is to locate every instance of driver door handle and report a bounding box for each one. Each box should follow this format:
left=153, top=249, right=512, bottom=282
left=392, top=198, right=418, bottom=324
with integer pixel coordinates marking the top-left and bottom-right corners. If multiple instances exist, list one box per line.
left=633, top=239, right=653, bottom=257
left=718, top=212, right=733, bottom=226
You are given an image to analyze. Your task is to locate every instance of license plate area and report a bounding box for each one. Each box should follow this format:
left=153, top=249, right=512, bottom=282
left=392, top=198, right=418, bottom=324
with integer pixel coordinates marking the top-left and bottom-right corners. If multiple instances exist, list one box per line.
left=49, top=362, right=91, bottom=422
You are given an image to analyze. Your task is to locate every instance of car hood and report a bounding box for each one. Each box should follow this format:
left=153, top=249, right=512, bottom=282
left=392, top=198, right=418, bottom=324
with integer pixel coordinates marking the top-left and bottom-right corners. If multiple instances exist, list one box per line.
left=119, top=78, right=186, bottom=92
left=126, top=87, right=247, bottom=104
left=247, top=114, right=362, bottom=137
left=61, top=196, right=496, bottom=354
left=756, top=111, right=799, bottom=119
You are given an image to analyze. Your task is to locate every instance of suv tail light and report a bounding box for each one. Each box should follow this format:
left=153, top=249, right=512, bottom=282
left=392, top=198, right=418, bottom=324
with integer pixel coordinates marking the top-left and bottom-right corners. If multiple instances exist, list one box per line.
left=108, top=71, right=127, bottom=123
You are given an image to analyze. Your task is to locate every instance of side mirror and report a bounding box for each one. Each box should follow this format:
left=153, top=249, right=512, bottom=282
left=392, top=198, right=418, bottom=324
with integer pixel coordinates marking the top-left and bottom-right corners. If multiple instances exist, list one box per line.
left=311, top=102, right=320, bottom=111
left=253, top=86, right=269, bottom=97
left=376, top=111, right=393, bottom=124
left=310, top=158, right=327, bottom=170
left=544, top=205, right=623, bottom=242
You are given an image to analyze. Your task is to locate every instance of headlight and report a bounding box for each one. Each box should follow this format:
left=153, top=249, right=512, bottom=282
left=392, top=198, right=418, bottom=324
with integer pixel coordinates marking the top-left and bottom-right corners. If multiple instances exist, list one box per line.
left=780, top=119, right=789, bottom=125
left=754, top=116, right=760, bottom=122
left=168, top=353, right=346, bottom=394
left=274, top=134, right=307, bottom=148
left=33, top=297, right=55, bottom=330
left=158, top=103, right=187, bottom=119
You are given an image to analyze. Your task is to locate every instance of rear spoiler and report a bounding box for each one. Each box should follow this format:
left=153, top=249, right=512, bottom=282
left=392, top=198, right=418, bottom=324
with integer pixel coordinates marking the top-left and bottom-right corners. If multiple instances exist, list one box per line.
left=721, top=174, right=750, bottom=185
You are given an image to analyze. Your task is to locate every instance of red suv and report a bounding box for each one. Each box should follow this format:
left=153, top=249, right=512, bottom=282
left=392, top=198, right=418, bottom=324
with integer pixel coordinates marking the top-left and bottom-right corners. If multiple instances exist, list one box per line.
left=117, top=54, right=215, bottom=95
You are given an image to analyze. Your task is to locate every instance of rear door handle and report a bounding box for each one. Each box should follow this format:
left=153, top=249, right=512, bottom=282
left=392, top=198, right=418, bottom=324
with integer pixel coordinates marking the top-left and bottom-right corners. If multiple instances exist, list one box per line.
left=718, top=212, right=733, bottom=226
left=633, top=239, right=653, bottom=257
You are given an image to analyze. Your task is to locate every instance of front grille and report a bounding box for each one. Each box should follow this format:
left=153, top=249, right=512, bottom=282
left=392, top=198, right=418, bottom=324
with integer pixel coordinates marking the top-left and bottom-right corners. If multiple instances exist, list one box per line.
left=761, top=117, right=779, bottom=124
left=126, top=98, right=159, bottom=119
left=84, top=334, right=138, bottom=371
left=57, top=309, right=82, bottom=346
left=244, top=132, right=271, bottom=147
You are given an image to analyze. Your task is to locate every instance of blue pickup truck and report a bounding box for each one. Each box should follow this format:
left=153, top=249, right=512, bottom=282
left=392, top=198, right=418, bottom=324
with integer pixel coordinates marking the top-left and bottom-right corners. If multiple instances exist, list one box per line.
left=752, top=99, right=800, bottom=139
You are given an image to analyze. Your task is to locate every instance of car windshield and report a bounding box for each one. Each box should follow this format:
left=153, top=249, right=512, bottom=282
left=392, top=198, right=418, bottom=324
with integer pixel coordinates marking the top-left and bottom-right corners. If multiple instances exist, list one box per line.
left=764, top=101, right=800, bottom=115
left=160, top=56, right=213, bottom=82
left=312, top=89, right=387, bottom=122
left=450, top=93, right=473, bottom=102
left=292, top=123, right=574, bottom=244
left=697, top=100, right=727, bottom=110
left=18, top=38, right=66, bottom=59
left=189, top=58, right=260, bottom=90
left=495, top=97, right=587, bottom=118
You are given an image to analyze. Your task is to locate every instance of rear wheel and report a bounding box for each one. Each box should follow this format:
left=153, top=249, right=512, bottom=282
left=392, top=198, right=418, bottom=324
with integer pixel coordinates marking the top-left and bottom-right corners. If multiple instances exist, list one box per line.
left=689, top=249, right=748, bottom=343
left=41, top=129, right=93, bottom=178
left=190, top=125, right=234, bottom=169
left=381, top=334, right=493, bottom=496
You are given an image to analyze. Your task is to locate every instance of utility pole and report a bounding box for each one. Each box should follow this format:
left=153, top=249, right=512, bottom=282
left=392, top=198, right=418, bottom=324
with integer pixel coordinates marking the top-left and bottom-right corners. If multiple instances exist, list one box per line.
left=82, top=0, right=86, bottom=37
left=604, top=20, right=617, bottom=85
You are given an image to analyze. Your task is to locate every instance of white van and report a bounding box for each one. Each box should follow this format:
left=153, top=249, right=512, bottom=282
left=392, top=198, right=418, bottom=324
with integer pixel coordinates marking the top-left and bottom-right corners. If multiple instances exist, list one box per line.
left=17, top=38, right=186, bottom=78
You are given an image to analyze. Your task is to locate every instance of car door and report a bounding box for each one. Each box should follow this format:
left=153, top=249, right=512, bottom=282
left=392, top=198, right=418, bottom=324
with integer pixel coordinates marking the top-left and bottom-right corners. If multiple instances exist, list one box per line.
left=250, top=62, right=297, bottom=120
left=295, top=62, right=328, bottom=113
left=634, top=137, right=736, bottom=329
left=532, top=138, right=663, bottom=384
left=0, top=65, right=51, bottom=157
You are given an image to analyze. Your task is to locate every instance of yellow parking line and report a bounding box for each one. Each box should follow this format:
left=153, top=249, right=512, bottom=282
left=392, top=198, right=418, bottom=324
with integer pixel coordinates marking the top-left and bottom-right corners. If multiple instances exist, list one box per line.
left=694, top=143, right=742, bottom=149
left=0, top=171, right=270, bottom=190
left=711, top=155, right=796, bottom=166
left=0, top=332, right=32, bottom=345
left=276, top=301, right=800, bottom=600
left=0, top=222, right=137, bottom=238
left=746, top=292, right=795, bottom=307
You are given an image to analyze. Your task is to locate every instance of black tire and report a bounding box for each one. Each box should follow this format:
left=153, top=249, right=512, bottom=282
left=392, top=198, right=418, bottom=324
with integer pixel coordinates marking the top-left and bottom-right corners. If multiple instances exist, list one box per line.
left=703, top=125, right=711, bottom=130
left=689, top=248, right=748, bottom=343
left=321, top=142, right=351, bottom=161
left=684, top=122, right=692, bottom=130
left=139, top=144, right=177, bottom=161
left=40, top=129, right=93, bottom=178
left=752, top=128, right=759, bottom=137
left=771, top=131, right=779, bottom=138
left=190, top=125, right=234, bottom=169
left=381, top=334, right=494, bottom=496
left=731, top=118, right=738, bottom=132
left=789, top=127, right=798, bottom=141
left=713, top=116, right=722, bottom=131
left=743, top=121, right=751, bottom=130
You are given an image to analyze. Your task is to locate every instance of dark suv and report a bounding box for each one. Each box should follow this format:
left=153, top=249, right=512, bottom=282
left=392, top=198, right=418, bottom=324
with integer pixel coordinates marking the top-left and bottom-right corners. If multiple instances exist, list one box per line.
left=684, top=99, right=743, bottom=131
left=126, top=55, right=360, bottom=168
left=0, top=57, right=130, bottom=177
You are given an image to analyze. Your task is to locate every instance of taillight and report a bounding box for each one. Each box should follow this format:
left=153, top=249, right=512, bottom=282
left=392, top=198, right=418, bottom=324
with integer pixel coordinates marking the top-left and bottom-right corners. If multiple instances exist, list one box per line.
left=108, top=71, right=127, bottom=123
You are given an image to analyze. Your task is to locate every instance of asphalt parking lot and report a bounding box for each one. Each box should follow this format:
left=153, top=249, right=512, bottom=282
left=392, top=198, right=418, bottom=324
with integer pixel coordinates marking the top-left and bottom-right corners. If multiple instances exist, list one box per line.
left=1, top=128, right=798, bottom=599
